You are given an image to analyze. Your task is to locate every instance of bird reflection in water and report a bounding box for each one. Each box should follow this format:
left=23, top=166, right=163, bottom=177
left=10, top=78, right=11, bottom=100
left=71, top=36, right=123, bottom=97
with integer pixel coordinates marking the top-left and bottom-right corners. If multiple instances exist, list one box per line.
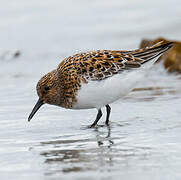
left=40, top=126, right=114, bottom=174
left=94, top=126, right=114, bottom=147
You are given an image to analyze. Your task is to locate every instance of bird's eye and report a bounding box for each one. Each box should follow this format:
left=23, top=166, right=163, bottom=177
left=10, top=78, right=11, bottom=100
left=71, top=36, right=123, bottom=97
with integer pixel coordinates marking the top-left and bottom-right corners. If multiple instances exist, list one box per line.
left=44, top=86, right=50, bottom=91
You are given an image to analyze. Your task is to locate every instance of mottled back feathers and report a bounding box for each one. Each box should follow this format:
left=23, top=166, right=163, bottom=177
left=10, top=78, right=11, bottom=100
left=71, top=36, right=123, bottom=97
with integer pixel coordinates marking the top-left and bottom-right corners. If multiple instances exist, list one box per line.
left=58, top=42, right=173, bottom=82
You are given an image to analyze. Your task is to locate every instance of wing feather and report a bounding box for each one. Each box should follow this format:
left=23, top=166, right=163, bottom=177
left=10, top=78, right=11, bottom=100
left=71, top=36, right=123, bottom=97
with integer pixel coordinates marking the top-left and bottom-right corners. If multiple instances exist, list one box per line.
left=58, top=42, right=173, bottom=82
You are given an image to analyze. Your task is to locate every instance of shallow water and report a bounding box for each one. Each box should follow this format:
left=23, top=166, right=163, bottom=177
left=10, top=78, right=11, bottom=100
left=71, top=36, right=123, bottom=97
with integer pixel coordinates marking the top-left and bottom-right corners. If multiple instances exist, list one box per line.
left=1, top=0, right=181, bottom=180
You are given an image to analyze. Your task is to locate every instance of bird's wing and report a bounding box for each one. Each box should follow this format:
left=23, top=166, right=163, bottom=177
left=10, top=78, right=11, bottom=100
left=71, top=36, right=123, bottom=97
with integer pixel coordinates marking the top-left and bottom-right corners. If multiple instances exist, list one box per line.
left=122, top=41, right=173, bottom=64
left=58, top=42, right=173, bottom=82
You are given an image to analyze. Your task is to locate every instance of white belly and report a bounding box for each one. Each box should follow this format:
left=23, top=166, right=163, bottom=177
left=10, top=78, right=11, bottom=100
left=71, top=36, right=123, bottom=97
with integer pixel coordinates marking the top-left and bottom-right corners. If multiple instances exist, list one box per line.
left=73, top=69, right=146, bottom=109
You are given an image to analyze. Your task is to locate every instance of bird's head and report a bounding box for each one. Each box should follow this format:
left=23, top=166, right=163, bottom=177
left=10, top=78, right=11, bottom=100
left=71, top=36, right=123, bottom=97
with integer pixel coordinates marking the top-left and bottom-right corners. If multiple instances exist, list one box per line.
left=28, top=70, right=64, bottom=121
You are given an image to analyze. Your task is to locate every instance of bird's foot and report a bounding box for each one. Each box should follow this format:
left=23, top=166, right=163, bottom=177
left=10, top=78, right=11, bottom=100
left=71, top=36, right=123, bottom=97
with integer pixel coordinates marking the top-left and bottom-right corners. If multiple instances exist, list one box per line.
left=89, top=124, right=108, bottom=128
left=88, top=123, right=97, bottom=128
left=105, top=121, right=110, bottom=126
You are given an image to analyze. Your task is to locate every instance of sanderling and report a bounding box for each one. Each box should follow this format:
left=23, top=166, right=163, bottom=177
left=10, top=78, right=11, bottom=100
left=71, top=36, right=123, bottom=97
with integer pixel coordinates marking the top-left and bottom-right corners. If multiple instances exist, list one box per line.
left=28, top=41, right=173, bottom=127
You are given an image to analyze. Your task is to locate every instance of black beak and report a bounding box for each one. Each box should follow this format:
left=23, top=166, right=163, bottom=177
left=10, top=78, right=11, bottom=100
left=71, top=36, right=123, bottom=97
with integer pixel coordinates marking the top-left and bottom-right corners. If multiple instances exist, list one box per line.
left=28, top=98, right=44, bottom=122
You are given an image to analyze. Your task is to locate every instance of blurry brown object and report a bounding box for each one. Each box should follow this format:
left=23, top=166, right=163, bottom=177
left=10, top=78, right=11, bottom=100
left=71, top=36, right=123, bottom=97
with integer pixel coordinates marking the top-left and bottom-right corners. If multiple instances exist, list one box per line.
left=140, top=38, right=181, bottom=73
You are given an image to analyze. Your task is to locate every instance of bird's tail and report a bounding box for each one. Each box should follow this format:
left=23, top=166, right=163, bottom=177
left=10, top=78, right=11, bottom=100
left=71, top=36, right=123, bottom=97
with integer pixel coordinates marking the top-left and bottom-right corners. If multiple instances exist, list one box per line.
left=125, top=41, right=173, bottom=65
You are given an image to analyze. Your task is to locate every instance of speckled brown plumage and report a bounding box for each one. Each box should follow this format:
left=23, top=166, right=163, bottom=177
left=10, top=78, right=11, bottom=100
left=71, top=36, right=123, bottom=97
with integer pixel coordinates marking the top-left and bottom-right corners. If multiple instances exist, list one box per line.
left=28, top=41, right=173, bottom=125
left=56, top=42, right=173, bottom=108
left=58, top=42, right=173, bottom=82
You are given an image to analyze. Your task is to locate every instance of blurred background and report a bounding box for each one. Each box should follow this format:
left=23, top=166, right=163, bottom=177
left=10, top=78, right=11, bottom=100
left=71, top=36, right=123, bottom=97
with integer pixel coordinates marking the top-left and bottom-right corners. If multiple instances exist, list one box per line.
left=0, top=0, right=181, bottom=180
left=0, top=0, right=180, bottom=76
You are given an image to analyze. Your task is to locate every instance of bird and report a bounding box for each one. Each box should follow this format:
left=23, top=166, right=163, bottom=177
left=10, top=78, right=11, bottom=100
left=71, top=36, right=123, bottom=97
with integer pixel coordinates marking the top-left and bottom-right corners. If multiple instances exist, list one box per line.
left=28, top=41, right=173, bottom=127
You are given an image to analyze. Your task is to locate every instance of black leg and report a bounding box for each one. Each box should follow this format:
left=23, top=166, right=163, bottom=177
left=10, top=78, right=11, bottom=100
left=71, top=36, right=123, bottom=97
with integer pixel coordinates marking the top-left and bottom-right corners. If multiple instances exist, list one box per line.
left=105, top=104, right=111, bottom=126
left=90, top=109, right=102, bottom=128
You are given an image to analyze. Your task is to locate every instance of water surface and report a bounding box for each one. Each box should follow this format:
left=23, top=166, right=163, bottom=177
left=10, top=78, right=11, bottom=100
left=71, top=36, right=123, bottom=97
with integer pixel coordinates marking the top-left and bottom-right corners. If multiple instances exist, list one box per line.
left=0, top=0, right=181, bottom=179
